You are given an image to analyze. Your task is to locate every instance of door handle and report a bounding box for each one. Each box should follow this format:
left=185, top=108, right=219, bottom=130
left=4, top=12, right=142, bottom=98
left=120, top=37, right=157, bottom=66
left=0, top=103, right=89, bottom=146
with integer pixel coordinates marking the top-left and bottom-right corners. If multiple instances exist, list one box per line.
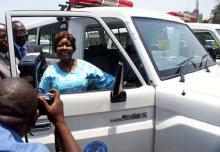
left=32, top=121, right=51, bottom=131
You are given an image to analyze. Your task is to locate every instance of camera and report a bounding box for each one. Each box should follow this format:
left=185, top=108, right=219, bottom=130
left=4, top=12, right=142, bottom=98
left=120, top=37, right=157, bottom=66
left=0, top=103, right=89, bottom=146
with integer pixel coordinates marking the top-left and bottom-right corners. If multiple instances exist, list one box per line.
left=38, top=93, right=54, bottom=115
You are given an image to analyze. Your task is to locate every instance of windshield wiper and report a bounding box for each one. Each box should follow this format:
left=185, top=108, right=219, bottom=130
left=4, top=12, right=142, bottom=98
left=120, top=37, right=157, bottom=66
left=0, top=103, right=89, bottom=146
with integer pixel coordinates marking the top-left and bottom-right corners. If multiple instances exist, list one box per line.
left=199, top=54, right=210, bottom=72
left=178, top=57, right=197, bottom=82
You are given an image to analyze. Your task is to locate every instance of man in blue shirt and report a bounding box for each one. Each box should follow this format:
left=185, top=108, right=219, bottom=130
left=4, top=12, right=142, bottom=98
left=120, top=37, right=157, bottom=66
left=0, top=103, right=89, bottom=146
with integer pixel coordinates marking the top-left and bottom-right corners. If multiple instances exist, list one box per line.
left=0, top=78, right=81, bottom=152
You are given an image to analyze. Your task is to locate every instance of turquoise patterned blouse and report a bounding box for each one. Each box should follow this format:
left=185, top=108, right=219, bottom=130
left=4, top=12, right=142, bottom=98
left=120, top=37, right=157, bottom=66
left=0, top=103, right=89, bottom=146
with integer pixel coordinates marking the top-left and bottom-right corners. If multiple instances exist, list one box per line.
left=39, top=59, right=115, bottom=94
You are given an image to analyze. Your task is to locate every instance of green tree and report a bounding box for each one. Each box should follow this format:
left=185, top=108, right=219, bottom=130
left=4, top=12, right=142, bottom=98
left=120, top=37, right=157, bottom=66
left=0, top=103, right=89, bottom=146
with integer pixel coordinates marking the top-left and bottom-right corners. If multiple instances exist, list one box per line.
left=211, top=3, right=220, bottom=23
left=202, top=19, right=209, bottom=23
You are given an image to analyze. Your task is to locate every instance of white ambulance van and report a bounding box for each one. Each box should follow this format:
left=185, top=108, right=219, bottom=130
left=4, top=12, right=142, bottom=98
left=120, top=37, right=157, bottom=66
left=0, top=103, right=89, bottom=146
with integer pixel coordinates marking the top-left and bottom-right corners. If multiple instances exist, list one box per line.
left=188, top=23, right=220, bottom=64
left=5, top=0, right=220, bottom=152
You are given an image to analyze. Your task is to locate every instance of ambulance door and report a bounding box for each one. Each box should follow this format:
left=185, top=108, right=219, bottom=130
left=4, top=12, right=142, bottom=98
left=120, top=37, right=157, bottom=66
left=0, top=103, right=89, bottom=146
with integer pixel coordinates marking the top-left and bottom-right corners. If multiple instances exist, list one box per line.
left=6, top=11, right=155, bottom=152
left=77, top=17, right=155, bottom=152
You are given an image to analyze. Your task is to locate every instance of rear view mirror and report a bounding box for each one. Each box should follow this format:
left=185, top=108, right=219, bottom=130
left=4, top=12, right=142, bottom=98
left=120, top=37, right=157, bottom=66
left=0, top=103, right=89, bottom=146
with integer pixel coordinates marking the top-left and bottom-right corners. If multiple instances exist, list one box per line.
left=215, top=48, right=220, bottom=59
left=206, top=46, right=217, bottom=61
left=111, top=61, right=127, bottom=103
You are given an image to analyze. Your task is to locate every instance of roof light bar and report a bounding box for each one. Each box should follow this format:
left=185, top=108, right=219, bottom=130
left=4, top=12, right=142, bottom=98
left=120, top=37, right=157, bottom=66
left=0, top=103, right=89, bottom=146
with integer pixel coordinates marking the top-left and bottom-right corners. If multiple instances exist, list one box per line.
left=69, top=0, right=133, bottom=7
left=167, top=11, right=197, bottom=22
left=118, top=0, right=133, bottom=7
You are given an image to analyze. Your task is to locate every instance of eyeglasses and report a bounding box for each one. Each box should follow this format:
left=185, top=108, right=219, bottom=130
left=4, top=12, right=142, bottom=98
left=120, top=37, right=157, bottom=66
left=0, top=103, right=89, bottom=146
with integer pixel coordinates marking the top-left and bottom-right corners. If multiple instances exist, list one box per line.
left=14, top=29, right=28, bottom=36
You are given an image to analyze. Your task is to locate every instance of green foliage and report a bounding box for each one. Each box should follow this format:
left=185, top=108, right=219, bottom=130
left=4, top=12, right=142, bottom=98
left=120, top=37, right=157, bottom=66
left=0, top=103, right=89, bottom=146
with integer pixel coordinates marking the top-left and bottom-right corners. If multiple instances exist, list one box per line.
left=211, top=3, right=220, bottom=23
left=202, top=19, right=208, bottom=23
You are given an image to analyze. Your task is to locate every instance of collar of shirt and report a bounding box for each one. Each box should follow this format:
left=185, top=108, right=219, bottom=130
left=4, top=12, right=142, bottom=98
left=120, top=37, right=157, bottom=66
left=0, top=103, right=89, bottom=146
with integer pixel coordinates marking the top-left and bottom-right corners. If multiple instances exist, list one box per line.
left=14, top=43, right=27, bottom=52
left=0, top=123, right=23, bottom=143
left=0, top=51, right=8, bottom=59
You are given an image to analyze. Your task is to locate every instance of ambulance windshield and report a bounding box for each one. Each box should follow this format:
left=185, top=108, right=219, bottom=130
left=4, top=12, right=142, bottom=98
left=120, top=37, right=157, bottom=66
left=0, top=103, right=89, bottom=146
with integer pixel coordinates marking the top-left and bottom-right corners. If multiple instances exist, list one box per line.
left=133, top=18, right=215, bottom=80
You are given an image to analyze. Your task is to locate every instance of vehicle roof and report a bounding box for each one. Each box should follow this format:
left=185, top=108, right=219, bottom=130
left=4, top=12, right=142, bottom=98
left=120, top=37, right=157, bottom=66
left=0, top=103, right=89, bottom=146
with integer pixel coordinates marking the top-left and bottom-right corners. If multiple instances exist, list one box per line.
left=72, top=7, right=185, bottom=23
left=26, top=7, right=185, bottom=28
left=187, top=23, right=220, bottom=31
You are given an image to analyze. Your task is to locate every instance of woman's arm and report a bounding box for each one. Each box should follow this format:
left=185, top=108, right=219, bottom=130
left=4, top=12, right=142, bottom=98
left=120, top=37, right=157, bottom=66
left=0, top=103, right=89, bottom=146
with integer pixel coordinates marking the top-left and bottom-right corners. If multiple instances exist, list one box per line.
left=85, top=61, right=116, bottom=90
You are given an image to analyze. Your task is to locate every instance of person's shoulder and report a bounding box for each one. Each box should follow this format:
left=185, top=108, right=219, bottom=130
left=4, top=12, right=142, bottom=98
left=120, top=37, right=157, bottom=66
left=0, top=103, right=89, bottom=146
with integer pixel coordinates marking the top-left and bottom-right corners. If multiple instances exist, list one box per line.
left=77, top=59, right=94, bottom=67
left=13, top=142, right=49, bottom=152
left=76, top=59, right=103, bottom=76
left=26, top=143, right=49, bottom=152
left=77, top=59, right=86, bottom=63
left=47, top=63, right=57, bottom=70
left=0, top=123, right=49, bottom=152
left=44, top=64, right=58, bottom=74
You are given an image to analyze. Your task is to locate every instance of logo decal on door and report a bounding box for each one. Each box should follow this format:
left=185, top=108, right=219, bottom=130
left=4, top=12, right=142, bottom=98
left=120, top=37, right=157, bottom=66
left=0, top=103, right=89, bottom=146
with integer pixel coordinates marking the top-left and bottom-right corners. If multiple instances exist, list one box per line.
left=83, top=140, right=108, bottom=152
left=110, top=112, right=148, bottom=122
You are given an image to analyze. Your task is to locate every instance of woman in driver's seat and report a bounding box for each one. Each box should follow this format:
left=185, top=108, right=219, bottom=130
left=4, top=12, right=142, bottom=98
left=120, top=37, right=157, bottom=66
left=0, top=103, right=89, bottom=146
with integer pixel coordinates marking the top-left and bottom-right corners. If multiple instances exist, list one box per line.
left=39, top=31, right=115, bottom=94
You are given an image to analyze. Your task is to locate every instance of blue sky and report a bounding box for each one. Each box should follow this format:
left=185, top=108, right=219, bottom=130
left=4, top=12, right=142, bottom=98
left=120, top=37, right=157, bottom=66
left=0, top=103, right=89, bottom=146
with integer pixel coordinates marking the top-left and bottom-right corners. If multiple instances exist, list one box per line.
left=0, top=0, right=219, bottom=23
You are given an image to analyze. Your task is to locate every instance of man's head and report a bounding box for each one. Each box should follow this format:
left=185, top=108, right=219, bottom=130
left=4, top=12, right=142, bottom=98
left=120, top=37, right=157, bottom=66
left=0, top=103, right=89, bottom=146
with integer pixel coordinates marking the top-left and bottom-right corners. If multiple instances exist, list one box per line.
left=12, top=21, right=27, bottom=47
left=0, top=78, right=39, bottom=136
left=0, top=23, right=9, bottom=53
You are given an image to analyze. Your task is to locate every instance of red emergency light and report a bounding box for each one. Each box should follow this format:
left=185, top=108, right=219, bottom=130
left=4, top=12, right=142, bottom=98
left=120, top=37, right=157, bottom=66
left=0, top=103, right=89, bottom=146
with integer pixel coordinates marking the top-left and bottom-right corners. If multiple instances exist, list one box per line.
left=167, top=11, right=197, bottom=22
left=118, top=0, right=133, bottom=7
left=69, top=0, right=133, bottom=7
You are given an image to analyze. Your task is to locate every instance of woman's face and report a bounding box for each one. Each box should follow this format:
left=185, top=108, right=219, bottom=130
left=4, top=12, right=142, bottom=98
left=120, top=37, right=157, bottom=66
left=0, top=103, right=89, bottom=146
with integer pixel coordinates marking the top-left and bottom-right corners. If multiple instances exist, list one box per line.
left=56, top=37, right=74, bottom=61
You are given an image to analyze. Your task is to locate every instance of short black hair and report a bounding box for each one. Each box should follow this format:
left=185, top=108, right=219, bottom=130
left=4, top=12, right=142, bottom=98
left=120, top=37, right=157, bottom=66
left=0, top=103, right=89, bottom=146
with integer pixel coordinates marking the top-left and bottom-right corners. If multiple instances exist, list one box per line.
left=0, top=78, right=37, bottom=118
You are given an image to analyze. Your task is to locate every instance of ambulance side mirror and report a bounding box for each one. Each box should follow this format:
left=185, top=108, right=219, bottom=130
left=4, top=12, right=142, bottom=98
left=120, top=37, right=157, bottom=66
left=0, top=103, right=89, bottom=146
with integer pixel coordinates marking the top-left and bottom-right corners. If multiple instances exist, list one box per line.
left=216, top=48, right=220, bottom=59
left=206, top=46, right=217, bottom=61
left=111, top=61, right=127, bottom=103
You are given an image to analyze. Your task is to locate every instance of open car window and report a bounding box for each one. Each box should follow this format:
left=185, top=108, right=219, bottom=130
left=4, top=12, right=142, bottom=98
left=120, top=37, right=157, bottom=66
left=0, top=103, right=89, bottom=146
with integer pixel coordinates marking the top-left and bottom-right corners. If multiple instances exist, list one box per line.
left=7, top=13, right=145, bottom=95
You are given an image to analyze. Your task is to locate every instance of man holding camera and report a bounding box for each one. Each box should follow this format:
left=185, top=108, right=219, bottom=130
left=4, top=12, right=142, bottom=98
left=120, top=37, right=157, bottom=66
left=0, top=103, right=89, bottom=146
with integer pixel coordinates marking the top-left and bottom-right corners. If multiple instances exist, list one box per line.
left=0, top=78, right=81, bottom=152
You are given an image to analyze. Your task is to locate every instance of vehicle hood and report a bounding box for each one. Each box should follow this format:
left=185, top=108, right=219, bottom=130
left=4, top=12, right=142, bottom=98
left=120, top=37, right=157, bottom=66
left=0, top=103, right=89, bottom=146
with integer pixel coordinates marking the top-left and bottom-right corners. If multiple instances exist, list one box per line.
left=162, top=65, right=220, bottom=98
